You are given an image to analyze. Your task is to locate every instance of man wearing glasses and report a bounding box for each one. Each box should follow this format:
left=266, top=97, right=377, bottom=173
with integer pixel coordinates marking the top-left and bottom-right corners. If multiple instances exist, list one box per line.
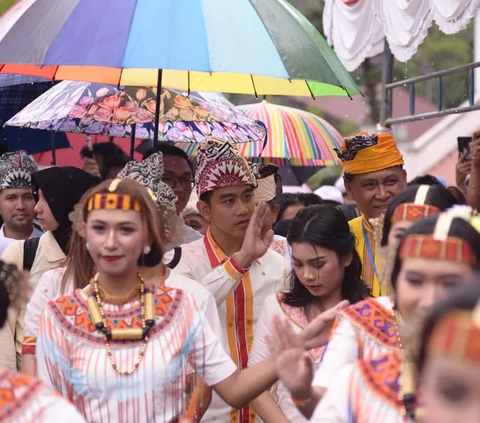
left=143, top=144, right=203, bottom=248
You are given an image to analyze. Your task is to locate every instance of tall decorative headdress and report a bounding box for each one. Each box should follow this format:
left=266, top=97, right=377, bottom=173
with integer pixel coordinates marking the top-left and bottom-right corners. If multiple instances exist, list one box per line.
left=195, top=137, right=258, bottom=197
left=391, top=185, right=440, bottom=223
left=0, top=151, right=38, bottom=189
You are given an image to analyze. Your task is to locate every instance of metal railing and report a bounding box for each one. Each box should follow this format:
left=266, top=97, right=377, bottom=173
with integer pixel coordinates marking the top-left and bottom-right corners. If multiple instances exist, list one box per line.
left=382, top=61, right=480, bottom=125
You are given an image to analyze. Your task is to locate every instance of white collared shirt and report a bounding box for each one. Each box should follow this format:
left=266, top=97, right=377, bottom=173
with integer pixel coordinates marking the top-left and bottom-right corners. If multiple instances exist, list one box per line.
left=0, top=223, right=43, bottom=257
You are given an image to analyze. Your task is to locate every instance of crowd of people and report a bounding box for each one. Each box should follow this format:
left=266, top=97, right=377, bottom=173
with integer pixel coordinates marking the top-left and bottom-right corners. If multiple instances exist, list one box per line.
left=0, top=130, right=479, bottom=423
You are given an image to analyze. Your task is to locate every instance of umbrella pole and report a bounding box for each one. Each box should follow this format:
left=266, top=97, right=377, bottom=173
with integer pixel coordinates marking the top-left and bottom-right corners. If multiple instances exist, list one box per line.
left=152, top=69, right=163, bottom=152
left=51, top=132, right=56, bottom=166
left=130, top=125, right=136, bottom=160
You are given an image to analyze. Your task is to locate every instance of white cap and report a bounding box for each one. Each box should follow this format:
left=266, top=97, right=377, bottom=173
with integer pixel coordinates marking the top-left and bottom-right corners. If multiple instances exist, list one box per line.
left=334, top=176, right=346, bottom=194
left=314, top=185, right=344, bottom=204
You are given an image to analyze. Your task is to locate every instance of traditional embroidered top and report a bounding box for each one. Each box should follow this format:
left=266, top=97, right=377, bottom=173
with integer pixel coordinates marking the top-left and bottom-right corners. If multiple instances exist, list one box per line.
left=349, top=216, right=383, bottom=296
left=0, top=369, right=86, bottom=423
left=23, top=267, right=222, bottom=355
left=269, top=234, right=291, bottom=263
left=36, top=285, right=236, bottom=423
left=312, top=352, right=418, bottom=423
left=313, top=297, right=401, bottom=389
left=175, top=229, right=288, bottom=423
left=249, top=293, right=326, bottom=422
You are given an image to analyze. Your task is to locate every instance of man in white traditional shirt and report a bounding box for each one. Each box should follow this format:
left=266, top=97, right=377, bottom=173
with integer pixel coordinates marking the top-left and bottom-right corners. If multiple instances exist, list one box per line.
left=175, top=137, right=288, bottom=423
left=0, top=152, right=42, bottom=257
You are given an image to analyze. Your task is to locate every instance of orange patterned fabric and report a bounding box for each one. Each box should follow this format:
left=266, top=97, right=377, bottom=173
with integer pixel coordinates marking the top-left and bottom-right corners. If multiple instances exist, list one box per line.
left=428, top=310, right=480, bottom=362
left=399, top=235, right=478, bottom=265
left=47, top=286, right=178, bottom=347
left=342, top=298, right=400, bottom=353
left=338, top=132, right=404, bottom=175
left=391, top=204, right=440, bottom=223
left=356, top=352, right=403, bottom=410
left=0, top=370, right=44, bottom=421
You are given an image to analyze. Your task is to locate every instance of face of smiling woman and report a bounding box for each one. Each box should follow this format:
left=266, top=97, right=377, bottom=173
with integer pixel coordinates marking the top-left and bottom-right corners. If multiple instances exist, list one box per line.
left=85, top=209, right=148, bottom=277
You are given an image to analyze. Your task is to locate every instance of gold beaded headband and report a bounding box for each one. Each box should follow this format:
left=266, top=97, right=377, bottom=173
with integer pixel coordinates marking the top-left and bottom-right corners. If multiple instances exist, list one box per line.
left=86, top=179, right=142, bottom=213
left=428, top=301, right=480, bottom=362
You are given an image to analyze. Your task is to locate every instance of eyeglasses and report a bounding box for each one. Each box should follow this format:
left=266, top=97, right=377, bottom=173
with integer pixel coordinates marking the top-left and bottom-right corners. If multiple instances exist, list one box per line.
left=162, top=175, right=194, bottom=190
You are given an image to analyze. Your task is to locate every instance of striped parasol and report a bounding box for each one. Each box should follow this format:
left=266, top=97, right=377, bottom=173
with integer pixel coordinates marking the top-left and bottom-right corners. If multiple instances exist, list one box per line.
left=0, top=0, right=360, bottom=98
left=237, top=101, right=343, bottom=166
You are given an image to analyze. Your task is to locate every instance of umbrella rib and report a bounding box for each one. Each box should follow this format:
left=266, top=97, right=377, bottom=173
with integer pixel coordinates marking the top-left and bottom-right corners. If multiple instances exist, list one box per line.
left=250, top=74, right=258, bottom=98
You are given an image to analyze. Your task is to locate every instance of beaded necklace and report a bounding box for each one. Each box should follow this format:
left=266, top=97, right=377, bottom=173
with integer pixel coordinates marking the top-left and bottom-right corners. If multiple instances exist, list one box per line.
left=393, top=309, right=417, bottom=421
left=87, top=273, right=155, bottom=376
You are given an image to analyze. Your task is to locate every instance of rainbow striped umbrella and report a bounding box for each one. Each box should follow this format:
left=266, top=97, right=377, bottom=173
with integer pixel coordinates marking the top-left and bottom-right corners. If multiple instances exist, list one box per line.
left=237, top=101, right=343, bottom=166
left=0, top=0, right=360, bottom=98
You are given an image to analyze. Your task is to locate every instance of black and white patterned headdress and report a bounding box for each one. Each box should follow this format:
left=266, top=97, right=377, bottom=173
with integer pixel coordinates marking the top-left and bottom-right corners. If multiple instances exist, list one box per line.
left=0, top=151, right=38, bottom=190
left=117, top=152, right=177, bottom=212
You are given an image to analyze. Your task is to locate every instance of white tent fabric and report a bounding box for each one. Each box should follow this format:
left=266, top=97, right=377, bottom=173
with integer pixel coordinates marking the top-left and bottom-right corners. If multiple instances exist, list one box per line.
left=379, top=0, right=432, bottom=62
left=432, top=0, right=480, bottom=34
left=323, top=0, right=480, bottom=69
left=323, top=0, right=384, bottom=71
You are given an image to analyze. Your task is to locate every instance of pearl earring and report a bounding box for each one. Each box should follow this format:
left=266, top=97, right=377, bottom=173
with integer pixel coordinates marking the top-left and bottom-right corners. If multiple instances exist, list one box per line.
left=86, top=242, right=90, bottom=251
left=143, top=245, right=151, bottom=255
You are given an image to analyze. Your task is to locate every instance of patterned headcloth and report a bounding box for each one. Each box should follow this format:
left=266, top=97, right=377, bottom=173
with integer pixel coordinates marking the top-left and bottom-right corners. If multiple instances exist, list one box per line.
left=335, top=131, right=404, bottom=175
left=117, top=152, right=177, bottom=212
left=195, top=137, right=258, bottom=197
left=0, top=151, right=38, bottom=190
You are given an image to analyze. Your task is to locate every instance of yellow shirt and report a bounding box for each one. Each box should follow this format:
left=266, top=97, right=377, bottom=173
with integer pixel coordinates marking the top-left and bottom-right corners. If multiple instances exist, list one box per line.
left=349, top=216, right=384, bottom=297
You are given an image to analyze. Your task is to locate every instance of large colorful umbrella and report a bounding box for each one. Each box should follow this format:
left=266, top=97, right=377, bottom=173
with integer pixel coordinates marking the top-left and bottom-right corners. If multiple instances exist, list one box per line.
left=237, top=101, right=343, bottom=166
left=5, top=81, right=266, bottom=144
left=0, top=0, right=360, bottom=98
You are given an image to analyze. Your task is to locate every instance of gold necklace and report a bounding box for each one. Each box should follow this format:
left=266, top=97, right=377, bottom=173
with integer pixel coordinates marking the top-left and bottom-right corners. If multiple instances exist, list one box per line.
left=97, top=280, right=142, bottom=305
left=87, top=273, right=155, bottom=376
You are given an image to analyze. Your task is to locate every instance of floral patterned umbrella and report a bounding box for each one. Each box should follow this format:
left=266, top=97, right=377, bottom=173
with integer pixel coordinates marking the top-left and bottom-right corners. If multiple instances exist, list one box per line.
left=5, top=80, right=266, bottom=144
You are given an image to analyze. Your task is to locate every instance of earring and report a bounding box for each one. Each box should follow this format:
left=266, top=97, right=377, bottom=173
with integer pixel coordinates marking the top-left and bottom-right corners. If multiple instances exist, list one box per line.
left=143, top=245, right=151, bottom=255
left=86, top=242, right=90, bottom=251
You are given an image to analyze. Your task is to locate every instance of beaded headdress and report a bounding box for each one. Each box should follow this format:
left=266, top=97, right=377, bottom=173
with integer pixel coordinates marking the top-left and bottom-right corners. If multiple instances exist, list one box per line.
left=428, top=300, right=480, bottom=362
left=391, top=185, right=440, bottom=223
left=399, top=210, right=479, bottom=265
left=195, top=137, right=258, bottom=197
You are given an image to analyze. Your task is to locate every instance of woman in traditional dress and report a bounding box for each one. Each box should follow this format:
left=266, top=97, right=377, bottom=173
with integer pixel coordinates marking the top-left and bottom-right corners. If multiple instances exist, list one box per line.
left=417, top=280, right=480, bottom=423
left=0, top=260, right=87, bottom=423
left=307, top=211, right=480, bottom=422
left=248, top=205, right=370, bottom=422
left=381, top=184, right=458, bottom=246
left=23, top=153, right=221, bottom=381
left=274, top=184, right=458, bottom=418
left=35, top=179, right=339, bottom=423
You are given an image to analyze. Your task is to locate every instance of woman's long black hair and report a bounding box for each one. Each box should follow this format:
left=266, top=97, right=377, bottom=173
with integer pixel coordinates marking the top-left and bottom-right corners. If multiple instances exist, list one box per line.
left=390, top=215, right=480, bottom=291
left=282, top=204, right=370, bottom=308
left=381, top=184, right=459, bottom=246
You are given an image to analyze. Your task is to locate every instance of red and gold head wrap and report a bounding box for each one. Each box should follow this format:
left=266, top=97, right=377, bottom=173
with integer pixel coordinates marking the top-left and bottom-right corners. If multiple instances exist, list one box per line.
left=399, top=212, right=479, bottom=266
left=335, top=131, right=404, bottom=175
left=391, top=185, right=441, bottom=223
left=428, top=302, right=480, bottom=363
